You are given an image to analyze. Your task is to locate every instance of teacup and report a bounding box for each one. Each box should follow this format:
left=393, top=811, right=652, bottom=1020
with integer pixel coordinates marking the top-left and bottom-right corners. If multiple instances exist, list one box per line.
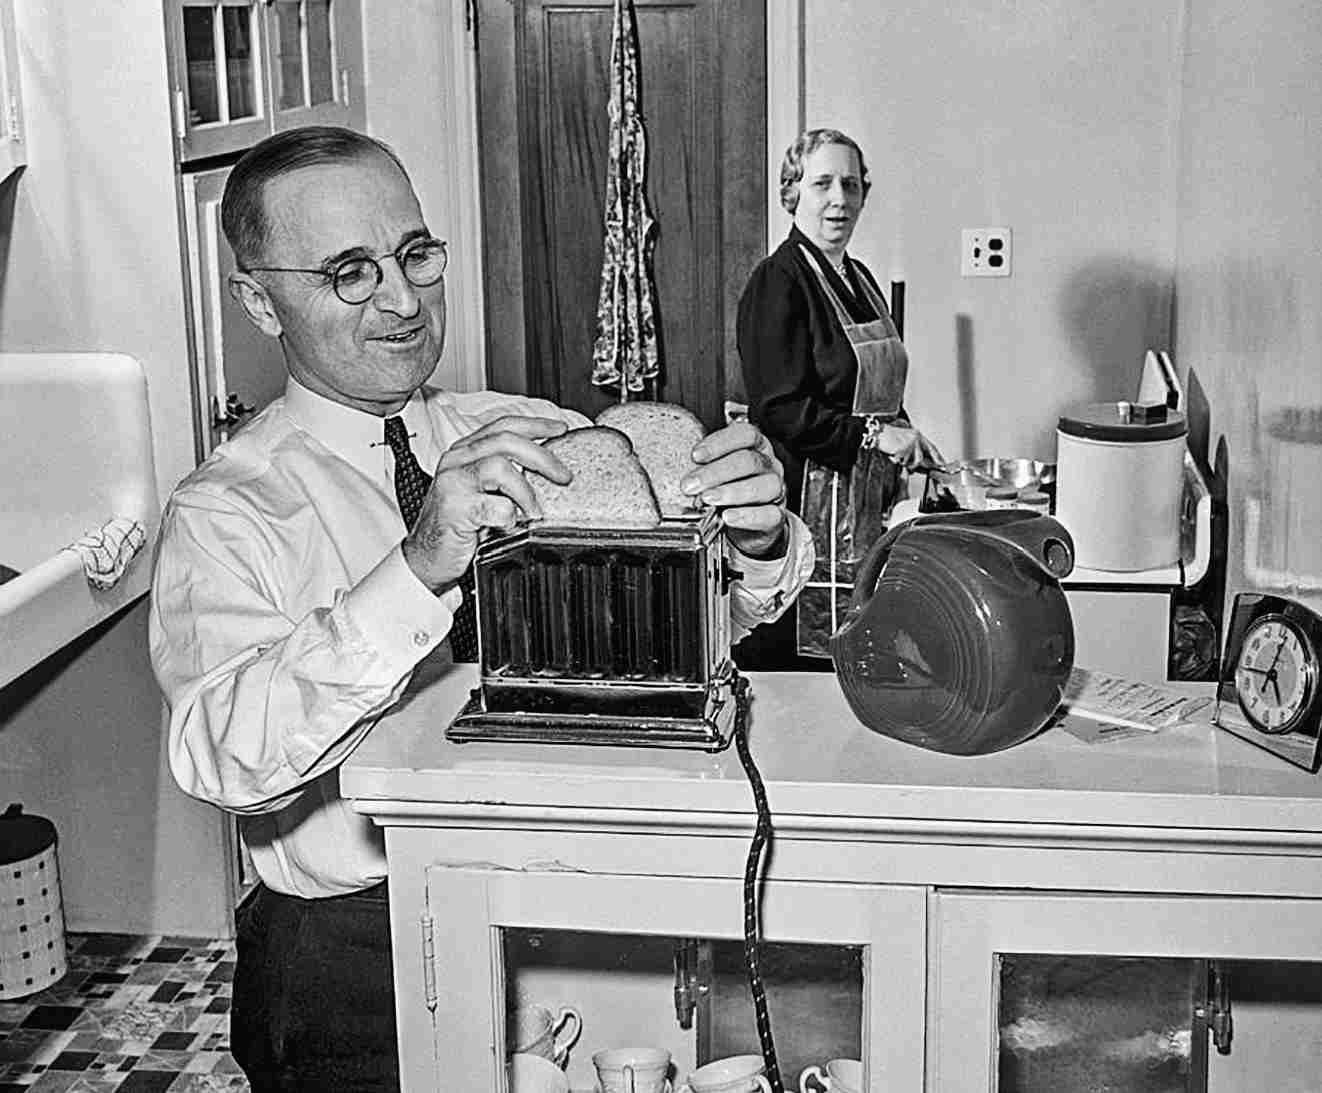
left=513, top=1002, right=583, bottom=1066
left=510, top=1051, right=571, bottom=1093
left=798, top=1058, right=862, bottom=1093
left=592, top=1046, right=673, bottom=1093
left=680, top=1053, right=772, bottom=1093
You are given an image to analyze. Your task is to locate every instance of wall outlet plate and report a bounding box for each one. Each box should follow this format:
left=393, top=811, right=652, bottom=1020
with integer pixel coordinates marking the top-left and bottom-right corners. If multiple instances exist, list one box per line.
left=961, top=227, right=1012, bottom=277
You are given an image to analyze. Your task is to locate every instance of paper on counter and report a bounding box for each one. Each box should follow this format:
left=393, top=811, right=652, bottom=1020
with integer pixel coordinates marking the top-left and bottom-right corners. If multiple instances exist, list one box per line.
left=1060, top=667, right=1213, bottom=734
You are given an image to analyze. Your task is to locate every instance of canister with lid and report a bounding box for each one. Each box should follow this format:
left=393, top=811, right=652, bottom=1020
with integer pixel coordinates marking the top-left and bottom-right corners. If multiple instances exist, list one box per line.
left=0, top=804, right=67, bottom=999
left=1054, top=400, right=1186, bottom=572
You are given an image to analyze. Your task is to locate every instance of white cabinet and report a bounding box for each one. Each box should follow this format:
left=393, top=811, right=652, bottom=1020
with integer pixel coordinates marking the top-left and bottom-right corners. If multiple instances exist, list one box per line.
left=0, top=0, right=25, bottom=179
left=390, top=863, right=925, bottom=1091
left=165, top=0, right=364, bottom=162
left=181, top=164, right=288, bottom=457
left=929, top=890, right=1322, bottom=1092
left=343, top=668, right=1322, bottom=1092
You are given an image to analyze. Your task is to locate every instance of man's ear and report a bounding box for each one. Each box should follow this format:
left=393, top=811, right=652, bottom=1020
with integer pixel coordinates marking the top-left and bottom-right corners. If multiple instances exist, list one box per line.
left=228, top=272, right=283, bottom=338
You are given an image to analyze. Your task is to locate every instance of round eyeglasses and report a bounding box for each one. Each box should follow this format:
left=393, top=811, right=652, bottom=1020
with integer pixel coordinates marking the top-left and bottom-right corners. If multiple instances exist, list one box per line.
left=243, top=237, right=449, bottom=306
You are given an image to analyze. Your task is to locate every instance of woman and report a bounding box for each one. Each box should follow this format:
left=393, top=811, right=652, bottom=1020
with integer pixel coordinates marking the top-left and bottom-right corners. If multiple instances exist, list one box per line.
left=734, top=128, right=942, bottom=670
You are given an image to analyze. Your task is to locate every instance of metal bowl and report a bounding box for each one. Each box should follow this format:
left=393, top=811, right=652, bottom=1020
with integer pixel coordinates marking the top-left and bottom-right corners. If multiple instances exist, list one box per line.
left=934, top=457, right=1055, bottom=491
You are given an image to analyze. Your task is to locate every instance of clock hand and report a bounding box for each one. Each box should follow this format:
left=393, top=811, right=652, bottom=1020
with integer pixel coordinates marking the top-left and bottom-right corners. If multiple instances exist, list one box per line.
left=1267, top=639, right=1285, bottom=675
left=1270, top=673, right=1282, bottom=705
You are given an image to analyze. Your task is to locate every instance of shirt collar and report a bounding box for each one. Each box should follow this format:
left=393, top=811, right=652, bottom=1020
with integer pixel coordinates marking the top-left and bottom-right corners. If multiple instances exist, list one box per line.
left=283, top=377, right=433, bottom=481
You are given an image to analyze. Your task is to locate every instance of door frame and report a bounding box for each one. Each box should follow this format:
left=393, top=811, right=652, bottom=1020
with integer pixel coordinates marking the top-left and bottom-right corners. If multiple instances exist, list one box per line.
left=432, top=0, right=803, bottom=395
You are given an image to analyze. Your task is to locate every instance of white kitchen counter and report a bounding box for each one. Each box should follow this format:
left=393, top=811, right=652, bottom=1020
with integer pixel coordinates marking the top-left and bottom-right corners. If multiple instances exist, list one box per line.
left=345, top=660, right=1322, bottom=865
left=342, top=661, right=1322, bottom=1091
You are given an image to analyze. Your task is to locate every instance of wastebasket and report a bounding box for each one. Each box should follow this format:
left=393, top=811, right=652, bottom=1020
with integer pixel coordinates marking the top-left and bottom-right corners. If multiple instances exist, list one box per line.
left=0, top=803, right=67, bottom=999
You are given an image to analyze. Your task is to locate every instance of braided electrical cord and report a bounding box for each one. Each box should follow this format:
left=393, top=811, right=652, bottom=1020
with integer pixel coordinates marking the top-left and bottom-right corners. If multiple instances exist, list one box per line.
left=731, top=673, right=784, bottom=1093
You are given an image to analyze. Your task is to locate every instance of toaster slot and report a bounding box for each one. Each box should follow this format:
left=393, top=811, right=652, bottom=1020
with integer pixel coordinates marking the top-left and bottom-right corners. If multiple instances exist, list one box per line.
left=611, top=551, right=650, bottom=678
left=654, top=554, right=699, bottom=681
left=568, top=552, right=613, bottom=676
left=481, top=557, right=529, bottom=671
left=529, top=548, right=571, bottom=674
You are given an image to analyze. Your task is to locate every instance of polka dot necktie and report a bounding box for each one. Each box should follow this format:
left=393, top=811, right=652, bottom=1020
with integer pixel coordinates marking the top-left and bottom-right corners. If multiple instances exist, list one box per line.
left=383, top=416, right=479, bottom=662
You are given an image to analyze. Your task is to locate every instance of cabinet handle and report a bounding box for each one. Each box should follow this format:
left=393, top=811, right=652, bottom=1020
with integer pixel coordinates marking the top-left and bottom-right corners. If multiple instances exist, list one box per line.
left=213, top=392, right=254, bottom=429
left=172, top=88, right=186, bottom=142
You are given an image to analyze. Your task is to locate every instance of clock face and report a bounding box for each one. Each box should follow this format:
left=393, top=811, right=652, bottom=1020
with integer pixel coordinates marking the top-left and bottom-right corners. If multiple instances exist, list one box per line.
left=1234, top=613, right=1318, bottom=734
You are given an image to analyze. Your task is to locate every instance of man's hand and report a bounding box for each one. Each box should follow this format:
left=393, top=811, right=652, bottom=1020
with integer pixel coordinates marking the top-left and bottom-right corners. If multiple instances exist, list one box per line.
left=402, top=416, right=571, bottom=593
left=681, top=421, right=789, bottom=559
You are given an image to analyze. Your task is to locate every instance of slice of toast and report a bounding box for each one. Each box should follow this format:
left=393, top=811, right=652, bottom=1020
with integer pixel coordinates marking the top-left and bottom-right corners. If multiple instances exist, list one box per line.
left=527, top=426, right=662, bottom=528
left=595, top=401, right=706, bottom=517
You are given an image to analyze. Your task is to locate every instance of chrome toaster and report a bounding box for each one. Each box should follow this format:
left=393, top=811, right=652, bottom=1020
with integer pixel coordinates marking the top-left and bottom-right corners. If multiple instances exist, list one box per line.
left=445, top=510, right=742, bottom=750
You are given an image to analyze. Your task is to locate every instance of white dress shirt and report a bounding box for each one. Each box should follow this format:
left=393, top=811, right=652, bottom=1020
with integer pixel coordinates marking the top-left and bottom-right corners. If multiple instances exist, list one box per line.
left=150, top=378, right=814, bottom=897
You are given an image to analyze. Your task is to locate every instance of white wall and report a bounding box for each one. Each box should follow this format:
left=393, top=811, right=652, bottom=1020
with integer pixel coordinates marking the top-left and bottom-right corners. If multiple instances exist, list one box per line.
left=0, top=1, right=230, bottom=937
left=796, top=0, right=1184, bottom=464
left=1175, top=0, right=1322, bottom=610
left=362, top=0, right=485, bottom=393
left=0, top=0, right=197, bottom=498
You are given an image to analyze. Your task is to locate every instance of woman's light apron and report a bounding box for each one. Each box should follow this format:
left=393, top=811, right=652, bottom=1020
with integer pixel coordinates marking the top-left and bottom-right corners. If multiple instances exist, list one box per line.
left=796, top=245, right=909, bottom=657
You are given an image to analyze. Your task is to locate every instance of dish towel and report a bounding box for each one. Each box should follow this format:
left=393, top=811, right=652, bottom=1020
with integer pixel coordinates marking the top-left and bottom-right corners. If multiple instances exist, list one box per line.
left=66, top=517, right=146, bottom=591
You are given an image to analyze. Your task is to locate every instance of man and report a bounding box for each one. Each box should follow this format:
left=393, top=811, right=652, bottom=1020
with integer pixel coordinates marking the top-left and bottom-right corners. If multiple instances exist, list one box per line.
left=149, top=126, right=813, bottom=1091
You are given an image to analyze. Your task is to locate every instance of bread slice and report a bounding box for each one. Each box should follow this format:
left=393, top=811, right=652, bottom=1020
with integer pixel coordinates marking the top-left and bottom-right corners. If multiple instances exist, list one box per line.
left=527, top=426, right=662, bottom=528
left=595, top=401, right=706, bottom=517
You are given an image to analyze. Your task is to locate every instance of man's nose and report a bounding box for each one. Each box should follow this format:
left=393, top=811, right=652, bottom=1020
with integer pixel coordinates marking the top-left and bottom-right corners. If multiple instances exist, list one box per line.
left=372, top=256, right=422, bottom=315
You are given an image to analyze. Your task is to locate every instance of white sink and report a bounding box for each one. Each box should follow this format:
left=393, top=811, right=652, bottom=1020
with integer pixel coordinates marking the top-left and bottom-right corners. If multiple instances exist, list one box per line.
left=0, top=353, right=160, bottom=688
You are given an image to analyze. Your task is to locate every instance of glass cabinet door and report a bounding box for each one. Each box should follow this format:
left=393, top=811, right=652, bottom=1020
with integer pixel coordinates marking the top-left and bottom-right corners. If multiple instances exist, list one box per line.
left=416, top=869, right=926, bottom=1093
left=168, top=0, right=271, bottom=160
left=165, top=0, right=363, bottom=162
left=181, top=164, right=288, bottom=458
left=262, top=0, right=363, bottom=134
left=931, top=890, right=1322, bottom=1093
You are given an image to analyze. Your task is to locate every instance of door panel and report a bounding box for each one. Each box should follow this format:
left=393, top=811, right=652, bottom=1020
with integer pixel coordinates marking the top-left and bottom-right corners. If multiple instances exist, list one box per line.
left=477, top=0, right=765, bottom=430
left=182, top=165, right=288, bottom=459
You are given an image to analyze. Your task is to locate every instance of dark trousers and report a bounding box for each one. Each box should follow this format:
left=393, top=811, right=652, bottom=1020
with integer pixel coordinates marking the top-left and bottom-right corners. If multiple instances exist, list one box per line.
left=232, top=882, right=399, bottom=1092
left=733, top=605, right=837, bottom=673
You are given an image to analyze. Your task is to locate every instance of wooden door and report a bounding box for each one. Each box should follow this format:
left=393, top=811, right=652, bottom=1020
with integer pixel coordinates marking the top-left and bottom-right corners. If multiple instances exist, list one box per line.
left=476, top=0, right=766, bottom=430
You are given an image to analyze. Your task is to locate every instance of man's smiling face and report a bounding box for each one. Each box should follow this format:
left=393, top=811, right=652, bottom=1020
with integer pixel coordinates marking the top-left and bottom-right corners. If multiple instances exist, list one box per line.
left=250, top=152, right=447, bottom=416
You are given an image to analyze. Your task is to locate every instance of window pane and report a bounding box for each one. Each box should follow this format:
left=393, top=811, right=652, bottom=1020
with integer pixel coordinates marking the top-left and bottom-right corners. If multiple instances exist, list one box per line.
left=272, top=0, right=306, bottom=110
left=183, top=7, right=219, bottom=125
left=222, top=6, right=257, bottom=120
left=307, top=0, right=335, bottom=106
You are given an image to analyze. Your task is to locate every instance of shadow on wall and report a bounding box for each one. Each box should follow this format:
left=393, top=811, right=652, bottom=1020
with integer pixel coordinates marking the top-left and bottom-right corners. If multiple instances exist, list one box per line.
left=0, top=168, right=19, bottom=319
left=1056, top=255, right=1175, bottom=401
left=952, top=256, right=1174, bottom=461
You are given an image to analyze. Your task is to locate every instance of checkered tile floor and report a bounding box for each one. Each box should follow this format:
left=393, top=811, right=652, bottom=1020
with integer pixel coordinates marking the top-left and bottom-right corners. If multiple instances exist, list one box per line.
left=0, top=933, right=247, bottom=1092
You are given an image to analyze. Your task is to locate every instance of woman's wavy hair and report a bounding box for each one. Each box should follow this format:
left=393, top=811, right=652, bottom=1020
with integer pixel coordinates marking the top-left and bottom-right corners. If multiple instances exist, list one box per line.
left=778, top=128, right=871, bottom=214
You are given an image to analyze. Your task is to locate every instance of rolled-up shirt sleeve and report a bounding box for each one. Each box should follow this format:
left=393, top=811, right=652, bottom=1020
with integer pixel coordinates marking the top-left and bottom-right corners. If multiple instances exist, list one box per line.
left=727, top=511, right=815, bottom=640
left=150, top=497, right=454, bottom=816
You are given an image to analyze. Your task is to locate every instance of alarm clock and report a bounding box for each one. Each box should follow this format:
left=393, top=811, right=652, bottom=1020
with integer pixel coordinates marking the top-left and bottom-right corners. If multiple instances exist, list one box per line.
left=1215, top=592, right=1322, bottom=770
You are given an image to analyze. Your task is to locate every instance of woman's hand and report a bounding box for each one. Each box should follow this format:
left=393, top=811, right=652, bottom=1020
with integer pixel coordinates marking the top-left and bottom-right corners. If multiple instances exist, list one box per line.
left=681, top=421, right=790, bottom=559
left=872, top=423, right=944, bottom=471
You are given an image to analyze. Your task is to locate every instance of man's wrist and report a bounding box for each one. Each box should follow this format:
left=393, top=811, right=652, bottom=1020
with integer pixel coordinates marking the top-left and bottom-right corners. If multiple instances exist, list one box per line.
left=730, top=517, right=789, bottom=561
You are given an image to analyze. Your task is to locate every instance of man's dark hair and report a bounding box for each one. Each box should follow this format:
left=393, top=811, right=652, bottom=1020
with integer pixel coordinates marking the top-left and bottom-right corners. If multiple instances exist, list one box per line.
left=221, top=126, right=410, bottom=269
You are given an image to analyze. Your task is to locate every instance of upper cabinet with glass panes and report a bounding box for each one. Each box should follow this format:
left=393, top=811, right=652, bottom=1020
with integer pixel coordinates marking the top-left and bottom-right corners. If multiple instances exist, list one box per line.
left=165, top=0, right=364, bottom=163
